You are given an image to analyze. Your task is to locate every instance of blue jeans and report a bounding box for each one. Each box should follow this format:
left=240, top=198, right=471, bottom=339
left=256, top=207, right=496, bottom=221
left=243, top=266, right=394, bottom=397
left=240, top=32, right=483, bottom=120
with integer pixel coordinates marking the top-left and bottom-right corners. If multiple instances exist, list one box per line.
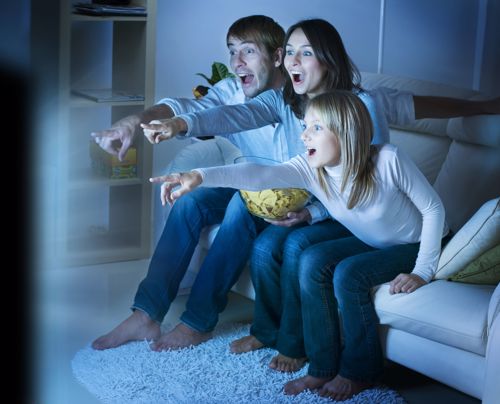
left=298, top=237, right=420, bottom=381
left=249, top=220, right=352, bottom=358
left=133, top=187, right=268, bottom=332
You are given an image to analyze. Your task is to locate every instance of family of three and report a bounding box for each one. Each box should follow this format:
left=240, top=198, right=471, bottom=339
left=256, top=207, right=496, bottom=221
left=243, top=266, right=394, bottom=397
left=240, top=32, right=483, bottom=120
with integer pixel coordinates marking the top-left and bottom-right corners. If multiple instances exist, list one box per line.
left=91, top=15, right=499, bottom=401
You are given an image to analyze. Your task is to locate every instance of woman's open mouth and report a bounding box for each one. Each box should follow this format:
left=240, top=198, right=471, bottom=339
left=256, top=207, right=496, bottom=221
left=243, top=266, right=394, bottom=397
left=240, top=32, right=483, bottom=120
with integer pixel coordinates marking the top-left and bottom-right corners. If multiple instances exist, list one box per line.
left=291, top=71, right=304, bottom=84
left=307, top=148, right=316, bottom=156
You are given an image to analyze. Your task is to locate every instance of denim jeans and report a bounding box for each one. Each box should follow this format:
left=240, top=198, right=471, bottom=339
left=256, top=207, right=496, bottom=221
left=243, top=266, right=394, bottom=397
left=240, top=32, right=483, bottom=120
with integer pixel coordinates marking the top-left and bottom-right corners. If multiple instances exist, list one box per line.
left=298, top=237, right=420, bottom=381
left=133, top=187, right=268, bottom=332
left=249, top=220, right=352, bottom=358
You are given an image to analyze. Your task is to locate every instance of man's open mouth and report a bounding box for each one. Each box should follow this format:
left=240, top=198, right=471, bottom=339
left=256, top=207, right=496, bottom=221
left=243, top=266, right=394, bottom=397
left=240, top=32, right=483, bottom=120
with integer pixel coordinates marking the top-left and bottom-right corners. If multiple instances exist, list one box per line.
left=238, top=73, right=254, bottom=85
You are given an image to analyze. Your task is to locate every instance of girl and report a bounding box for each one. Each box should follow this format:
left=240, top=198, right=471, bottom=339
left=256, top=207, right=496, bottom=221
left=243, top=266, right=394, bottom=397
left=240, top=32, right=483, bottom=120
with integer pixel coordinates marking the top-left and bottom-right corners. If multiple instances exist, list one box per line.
left=142, top=18, right=407, bottom=372
left=150, top=90, right=448, bottom=400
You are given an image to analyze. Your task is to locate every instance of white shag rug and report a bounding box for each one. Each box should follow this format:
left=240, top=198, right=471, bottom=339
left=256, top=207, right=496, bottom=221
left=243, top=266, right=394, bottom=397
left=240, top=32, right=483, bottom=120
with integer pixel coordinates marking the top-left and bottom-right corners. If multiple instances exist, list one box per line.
left=72, top=323, right=406, bottom=404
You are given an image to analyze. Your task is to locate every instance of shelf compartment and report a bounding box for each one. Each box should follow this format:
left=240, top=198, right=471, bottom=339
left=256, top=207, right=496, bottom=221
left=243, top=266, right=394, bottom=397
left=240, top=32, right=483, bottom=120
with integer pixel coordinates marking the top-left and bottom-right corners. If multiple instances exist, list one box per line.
left=63, top=184, right=147, bottom=265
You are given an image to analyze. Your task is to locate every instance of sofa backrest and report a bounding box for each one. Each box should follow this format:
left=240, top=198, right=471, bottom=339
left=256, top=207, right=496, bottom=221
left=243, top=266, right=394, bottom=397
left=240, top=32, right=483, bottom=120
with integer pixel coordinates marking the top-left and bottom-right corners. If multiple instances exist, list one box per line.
left=362, top=72, right=500, bottom=233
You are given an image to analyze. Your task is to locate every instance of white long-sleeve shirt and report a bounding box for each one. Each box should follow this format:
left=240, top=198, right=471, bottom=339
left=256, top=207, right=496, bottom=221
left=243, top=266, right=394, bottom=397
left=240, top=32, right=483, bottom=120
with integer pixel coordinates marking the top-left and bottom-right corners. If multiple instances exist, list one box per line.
left=196, top=144, right=448, bottom=282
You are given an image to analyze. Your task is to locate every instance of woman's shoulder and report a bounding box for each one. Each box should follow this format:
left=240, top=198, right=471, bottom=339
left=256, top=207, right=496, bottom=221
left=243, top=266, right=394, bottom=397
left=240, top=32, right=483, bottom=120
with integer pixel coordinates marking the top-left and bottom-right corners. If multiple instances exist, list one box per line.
left=255, top=88, right=285, bottom=101
left=354, top=88, right=376, bottom=108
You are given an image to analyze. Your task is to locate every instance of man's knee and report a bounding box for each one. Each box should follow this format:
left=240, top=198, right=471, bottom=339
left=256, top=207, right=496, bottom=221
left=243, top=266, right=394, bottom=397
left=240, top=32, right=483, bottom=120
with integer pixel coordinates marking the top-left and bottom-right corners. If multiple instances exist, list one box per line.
left=222, top=193, right=251, bottom=224
left=172, top=189, right=205, bottom=214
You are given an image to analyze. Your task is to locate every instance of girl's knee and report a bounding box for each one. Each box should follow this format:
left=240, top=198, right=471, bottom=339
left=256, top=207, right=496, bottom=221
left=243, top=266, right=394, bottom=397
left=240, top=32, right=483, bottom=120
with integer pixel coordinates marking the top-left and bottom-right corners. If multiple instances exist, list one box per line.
left=333, top=258, right=368, bottom=294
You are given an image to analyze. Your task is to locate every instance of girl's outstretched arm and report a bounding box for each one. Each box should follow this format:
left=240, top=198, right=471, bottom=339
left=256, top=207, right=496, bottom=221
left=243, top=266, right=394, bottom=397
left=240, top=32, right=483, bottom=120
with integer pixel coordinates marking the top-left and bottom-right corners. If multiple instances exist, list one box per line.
left=149, top=171, right=203, bottom=206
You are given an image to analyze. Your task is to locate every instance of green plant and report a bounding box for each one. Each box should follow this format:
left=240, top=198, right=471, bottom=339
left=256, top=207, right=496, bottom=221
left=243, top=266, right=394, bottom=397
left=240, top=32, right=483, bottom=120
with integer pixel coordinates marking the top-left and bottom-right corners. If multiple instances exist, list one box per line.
left=197, top=62, right=235, bottom=85
left=193, top=62, right=234, bottom=98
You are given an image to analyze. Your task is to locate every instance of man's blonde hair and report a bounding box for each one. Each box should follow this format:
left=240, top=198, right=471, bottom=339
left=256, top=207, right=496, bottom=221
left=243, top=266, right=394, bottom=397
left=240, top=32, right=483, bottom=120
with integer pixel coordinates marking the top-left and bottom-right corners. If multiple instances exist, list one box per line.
left=307, top=91, right=376, bottom=209
left=227, top=15, right=284, bottom=58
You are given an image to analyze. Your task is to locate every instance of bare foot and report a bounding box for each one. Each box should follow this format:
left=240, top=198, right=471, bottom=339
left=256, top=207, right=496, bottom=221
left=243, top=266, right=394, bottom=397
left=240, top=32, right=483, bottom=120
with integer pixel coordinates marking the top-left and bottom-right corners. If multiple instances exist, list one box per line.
left=91, top=310, right=160, bottom=350
left=269, top=353, right=307, bottom=372
left=318, top=374, right=373, bottom=401
left=283, top=375, right=331, bottom=395
left=151, top=323, right=211, bottom=351
left=229, top=335, right=264, bottom=354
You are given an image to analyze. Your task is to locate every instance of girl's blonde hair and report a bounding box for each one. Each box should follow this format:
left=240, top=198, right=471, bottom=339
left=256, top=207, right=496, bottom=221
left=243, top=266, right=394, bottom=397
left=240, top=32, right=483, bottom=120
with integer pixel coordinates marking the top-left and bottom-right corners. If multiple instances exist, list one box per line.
left=307, top=91, right=376, bottom=209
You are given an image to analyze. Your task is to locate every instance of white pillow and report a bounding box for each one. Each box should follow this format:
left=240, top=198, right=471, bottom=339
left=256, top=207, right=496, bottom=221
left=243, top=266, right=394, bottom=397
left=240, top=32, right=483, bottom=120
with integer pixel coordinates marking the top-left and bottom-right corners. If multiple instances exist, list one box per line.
left=435, top=197, right=500, bottom=279
left=447, top=114, right=500, bottom=148
left=433, top=141, right=500, bottom=233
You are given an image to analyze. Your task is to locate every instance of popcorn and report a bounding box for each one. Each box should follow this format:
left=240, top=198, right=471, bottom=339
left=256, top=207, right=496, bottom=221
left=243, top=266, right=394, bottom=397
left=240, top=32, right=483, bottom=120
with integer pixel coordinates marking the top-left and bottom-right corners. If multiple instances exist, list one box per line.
left=240, top=188, right=310, bottom=220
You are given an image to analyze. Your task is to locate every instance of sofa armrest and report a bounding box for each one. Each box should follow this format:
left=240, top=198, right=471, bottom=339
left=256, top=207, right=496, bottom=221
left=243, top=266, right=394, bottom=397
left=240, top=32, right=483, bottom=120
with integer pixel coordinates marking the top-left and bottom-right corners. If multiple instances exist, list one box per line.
left=166, top=137, right=241, bottom=173
left=483, top=286, right=500, bottom=404
left=487, top=283, right=500, bottom=332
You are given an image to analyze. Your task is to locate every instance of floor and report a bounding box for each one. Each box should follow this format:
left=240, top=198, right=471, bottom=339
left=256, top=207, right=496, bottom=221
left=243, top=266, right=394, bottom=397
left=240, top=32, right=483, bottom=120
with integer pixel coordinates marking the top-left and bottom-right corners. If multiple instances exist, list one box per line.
left=33, top=259, right=480, bottom=404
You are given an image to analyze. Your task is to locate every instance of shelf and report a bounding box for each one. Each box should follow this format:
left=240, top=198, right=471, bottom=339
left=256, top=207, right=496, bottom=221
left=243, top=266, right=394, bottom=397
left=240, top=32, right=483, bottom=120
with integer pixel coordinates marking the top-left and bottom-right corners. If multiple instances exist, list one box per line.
left=66, top=232, right=141, bottom=254
left=70, top=93, right=145, bottom=108
left=72, top=14, right=147, bottom=22
left=67, top=166, right=144, bottom=190
left=64, top=245, right=147, bottom=266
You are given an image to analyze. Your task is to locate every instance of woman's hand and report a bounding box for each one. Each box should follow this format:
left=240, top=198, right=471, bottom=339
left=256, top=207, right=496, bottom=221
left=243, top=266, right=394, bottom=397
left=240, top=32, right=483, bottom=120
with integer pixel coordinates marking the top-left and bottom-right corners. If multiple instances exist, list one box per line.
left=141, top=117, right=187, bottom=144
left=389, top=273, right=427, bottom=294
left=149, top=171, right=203, bottom=206
left=264, top=208, right=311, bottom=227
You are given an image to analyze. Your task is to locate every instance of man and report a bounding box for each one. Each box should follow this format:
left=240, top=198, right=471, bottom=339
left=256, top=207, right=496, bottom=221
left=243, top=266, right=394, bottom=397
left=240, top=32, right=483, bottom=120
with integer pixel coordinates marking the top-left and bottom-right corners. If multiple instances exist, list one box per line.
left=91, top=15, right=321, bottom=351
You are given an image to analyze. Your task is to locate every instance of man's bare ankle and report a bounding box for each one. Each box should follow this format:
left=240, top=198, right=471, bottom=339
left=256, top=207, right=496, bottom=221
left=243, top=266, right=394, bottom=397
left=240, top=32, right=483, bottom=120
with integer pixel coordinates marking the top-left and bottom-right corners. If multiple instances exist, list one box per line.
left=132, top=309, right=155, bottom=324
left=177, top=323, right=209, bottom=336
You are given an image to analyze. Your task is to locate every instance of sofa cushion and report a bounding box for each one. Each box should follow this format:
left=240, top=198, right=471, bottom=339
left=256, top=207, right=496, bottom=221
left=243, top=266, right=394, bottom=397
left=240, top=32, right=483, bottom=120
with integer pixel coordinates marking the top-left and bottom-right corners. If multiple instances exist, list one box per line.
left=433, top=141, right=500, bottom=233
left=373, top=280, right=494, bottom=355
left=447, top=114, right=500, bottom=148
left=389, top=129, right=450, bottom=184
left=449, top=244, right=500, bottom=285
left=435, top=197, right=500, bottom=279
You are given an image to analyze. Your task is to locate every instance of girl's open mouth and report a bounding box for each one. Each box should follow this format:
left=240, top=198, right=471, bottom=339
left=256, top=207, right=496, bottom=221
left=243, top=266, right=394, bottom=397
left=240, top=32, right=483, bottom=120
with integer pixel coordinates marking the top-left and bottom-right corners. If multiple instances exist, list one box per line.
left=307, top=148, right=316, bottom=156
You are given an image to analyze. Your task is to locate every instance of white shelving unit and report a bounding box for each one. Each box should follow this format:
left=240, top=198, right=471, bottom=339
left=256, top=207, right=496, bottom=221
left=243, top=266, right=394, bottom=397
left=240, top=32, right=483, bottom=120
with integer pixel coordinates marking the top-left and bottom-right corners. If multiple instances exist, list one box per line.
left=56, top=0, right=156, bottom=266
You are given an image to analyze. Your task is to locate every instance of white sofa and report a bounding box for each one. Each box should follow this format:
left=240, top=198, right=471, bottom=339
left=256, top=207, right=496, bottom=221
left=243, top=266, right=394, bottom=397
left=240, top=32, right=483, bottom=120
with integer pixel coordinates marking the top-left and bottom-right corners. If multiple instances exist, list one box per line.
left=163, top=73, right=500, bottom=403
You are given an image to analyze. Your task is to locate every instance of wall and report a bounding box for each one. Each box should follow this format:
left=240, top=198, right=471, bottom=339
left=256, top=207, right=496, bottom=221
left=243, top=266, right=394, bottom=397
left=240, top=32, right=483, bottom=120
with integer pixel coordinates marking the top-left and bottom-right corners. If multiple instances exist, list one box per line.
left=151, top=0, right=500, bottom=239
left=155, top=0, right=500, bottom=100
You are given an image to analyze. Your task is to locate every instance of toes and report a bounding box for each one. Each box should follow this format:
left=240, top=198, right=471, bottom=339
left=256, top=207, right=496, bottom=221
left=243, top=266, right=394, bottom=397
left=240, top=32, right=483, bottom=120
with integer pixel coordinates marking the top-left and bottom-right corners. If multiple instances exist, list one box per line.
left=268, top=356, right=278, bottom=369
left=150, top=342, right=162, bottom=351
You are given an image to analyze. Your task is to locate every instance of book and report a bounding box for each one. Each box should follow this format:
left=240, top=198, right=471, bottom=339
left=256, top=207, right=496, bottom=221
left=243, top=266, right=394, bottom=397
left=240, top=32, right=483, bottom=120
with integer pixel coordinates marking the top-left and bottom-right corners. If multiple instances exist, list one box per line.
left=73, top=3, right=146, bottom=16
left=72, top=88, right=145, bottom=103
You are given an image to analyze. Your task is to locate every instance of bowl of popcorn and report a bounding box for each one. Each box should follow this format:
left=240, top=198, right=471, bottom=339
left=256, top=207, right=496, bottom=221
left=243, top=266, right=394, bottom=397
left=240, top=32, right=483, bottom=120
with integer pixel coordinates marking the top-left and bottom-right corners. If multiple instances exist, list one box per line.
left=235, top=157, right=310, bottom=220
